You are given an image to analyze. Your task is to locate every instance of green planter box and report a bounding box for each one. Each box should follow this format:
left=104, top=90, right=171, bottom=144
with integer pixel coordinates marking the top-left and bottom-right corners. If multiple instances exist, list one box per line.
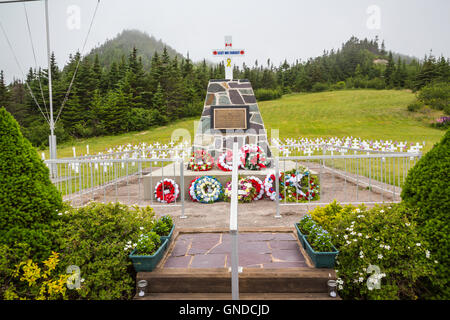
left=160, top=225, right=175, bottom=250
left=294, top=223, right=307, bottom=249
left=129, top=238, right=168, bottom=272
left=304, top=236, right=339, bottom=268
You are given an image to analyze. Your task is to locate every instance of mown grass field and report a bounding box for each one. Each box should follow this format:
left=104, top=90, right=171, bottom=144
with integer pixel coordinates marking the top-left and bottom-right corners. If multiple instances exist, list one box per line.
left=42, top=89, right=446, bottom=158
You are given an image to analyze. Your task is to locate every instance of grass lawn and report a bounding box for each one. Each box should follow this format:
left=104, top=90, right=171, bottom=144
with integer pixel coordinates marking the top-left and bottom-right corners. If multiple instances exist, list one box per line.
left=40, top=89, right=446, bottom=158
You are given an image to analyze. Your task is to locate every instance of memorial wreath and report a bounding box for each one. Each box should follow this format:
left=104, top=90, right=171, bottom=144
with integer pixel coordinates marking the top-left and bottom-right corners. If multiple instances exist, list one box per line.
left=189, top=176, right=223, bottom=203
left=154, top=178, right=180, bottom=204
left=187, top=149, right=214, bottom=171
left=239, top=144, right=270, bottom=170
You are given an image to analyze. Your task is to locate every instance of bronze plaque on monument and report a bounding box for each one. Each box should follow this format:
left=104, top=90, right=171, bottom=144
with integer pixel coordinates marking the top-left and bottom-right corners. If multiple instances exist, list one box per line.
left=211, top=105, right=249, bottom=130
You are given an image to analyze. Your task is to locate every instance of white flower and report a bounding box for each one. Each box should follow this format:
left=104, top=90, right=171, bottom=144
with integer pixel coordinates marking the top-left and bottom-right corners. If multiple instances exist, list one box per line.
left=358, top=277, right=364, bottom=283
left=356, top=208, right=361, bottom=213
left=416, top=243, right=421, bottom=247
left=385, top=245, right=391, bottom=250
left=140, top=227, right=144, bottom=230
left=425, top=250, right=430, bottom=258
left=358, top=233, right=362, bottom=237
left=58, top=212, right=62, bottom=216
left=405, top=223, right=411, bottom=227
left=378, top=254, right=383, bottom=259
left=338, top=285, right=343, bottom=290
left=365, top=235, right=370, bottom=239
left=434, top=260, right=438, bottom=264
left=343, top=235, right=348, bottom=239
left=380, top=210, right=385, bottom=213
left=81, top=278, right=85, bottom=283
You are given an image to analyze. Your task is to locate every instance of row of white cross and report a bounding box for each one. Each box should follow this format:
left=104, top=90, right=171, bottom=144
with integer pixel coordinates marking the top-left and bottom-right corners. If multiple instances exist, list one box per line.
left=273, top=137, right=425, bottom=157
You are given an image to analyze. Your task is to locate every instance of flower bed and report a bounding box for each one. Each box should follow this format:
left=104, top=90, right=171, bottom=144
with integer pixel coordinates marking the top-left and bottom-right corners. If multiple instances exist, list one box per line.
left=297, top=214, right=338, bottom=268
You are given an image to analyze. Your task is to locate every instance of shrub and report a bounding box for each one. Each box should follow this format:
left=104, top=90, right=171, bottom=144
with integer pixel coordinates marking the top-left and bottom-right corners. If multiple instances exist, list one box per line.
left=431, top=116, right=450, bottom=129
left=308, top=202, right=436, bottom=300
left=0, top=107, right=62, bottom=262
left=3, top=251, right=70, bottom=300
left=160, top=215, right=174, bottom=230
left=298, top=214, right=335, bottom=252
left=128, top=108, right=152, bottom=131
left=367, top=77, right=385, bottom=90
left=331, top=81, right=346, bottom=91
left=56, top=202, right=156, bottom=300
left=407, top=101, right=424, bottom=112
left=401, top=130, right=450, bottom=299
left=152, top=219, right=170, bottom=237
left=254, top=88, right=283, bottom=101
left=417, top=82, right=450, bottom=114
left=311, top=82, right=329, bottom=92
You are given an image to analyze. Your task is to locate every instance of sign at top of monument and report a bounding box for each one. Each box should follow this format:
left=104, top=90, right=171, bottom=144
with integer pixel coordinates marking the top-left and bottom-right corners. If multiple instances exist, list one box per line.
left=212, top=36, right=245, bottom=80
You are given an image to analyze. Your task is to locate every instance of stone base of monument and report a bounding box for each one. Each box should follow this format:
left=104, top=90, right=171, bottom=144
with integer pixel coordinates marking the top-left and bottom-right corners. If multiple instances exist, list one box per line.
left=142, top=160, right=311, bottom=200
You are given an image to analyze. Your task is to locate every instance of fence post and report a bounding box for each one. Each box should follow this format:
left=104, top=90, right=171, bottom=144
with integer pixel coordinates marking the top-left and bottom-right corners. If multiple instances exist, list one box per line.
left=179, top=158, right=186, bottom=219
left=274, top=157, right=281, bottom=218
left=230, top=142, right=239, bottom=300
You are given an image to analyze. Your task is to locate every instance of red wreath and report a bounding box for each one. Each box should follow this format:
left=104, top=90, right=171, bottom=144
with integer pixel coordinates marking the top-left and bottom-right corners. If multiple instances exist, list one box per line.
left=155, top=180, right=179, bottom=204
left=188, top=177, right=200, bottom=202
left=217, top=150, right=233, bottom=171
left=248, top=177, right=263, bottom=200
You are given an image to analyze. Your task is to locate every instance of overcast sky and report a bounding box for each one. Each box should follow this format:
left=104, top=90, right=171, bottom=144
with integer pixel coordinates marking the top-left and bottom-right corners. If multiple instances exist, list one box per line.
left=0, top=0, right=449, bottom=83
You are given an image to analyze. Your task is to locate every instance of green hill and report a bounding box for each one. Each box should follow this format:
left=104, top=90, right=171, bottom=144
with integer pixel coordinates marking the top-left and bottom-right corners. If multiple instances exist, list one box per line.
left=42, top=89, right=445, bottom=158
left=86, top=29, right=184, bottom=69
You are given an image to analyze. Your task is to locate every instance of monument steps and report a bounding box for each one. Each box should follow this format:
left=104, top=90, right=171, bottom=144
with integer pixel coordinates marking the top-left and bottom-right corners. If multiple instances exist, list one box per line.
left=135, top=292, right=337, bottom=300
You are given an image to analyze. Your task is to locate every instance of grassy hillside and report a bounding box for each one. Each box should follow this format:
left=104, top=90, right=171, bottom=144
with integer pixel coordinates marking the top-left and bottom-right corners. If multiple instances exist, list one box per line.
left=41, top=89, right=446, bottom=158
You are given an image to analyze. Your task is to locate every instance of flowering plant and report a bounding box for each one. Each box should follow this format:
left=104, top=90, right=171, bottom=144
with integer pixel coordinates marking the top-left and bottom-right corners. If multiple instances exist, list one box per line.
left=239, top=144, right=270, bottom=170
left=298, top=215, right=335, bottom=252
left=133, top=232, right=161, bottom=256
left=187, top=149, right=214, bottom=171
left=308, top=202, right=436, bottom=300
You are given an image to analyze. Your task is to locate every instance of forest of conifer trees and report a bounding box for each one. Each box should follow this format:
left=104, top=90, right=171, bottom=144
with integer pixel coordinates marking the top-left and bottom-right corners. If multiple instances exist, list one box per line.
left=0, top=35, right=449, bottom=148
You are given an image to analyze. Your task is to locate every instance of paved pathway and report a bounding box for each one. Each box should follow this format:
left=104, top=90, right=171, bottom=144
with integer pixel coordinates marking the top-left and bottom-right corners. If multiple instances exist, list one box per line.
left=163, top=232, right=307, bottom=269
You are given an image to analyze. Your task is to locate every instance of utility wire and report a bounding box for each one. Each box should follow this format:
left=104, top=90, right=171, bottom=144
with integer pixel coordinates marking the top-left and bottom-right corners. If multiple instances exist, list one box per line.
left=55, top=0, right=100, bottom=125
left=0, top=19, right=50, bottom=124
left=23, top=2, right=50, bottom=121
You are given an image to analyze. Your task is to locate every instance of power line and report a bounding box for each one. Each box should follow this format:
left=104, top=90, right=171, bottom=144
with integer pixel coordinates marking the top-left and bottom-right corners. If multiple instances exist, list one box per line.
left=23, top=2, right=50, bottom=121
left=55, top=0, right=100, bottom=125
left=0, top=19, right=50, bottom=124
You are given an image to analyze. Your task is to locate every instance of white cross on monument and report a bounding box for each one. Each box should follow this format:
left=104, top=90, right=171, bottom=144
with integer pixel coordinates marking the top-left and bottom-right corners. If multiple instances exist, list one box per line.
left=212, top=36, right=245, bottom=80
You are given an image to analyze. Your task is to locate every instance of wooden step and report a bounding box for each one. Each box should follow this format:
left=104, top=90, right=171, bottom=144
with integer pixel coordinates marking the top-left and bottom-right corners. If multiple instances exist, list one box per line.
left=137, top=267, right=335, bottom=294
left=135, top=292, right=340, bottom=300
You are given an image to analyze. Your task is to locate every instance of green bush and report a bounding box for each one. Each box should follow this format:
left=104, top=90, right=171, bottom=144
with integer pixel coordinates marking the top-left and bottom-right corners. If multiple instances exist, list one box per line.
left=0, top=107, right=62, bottom=261
left=128, top=108, right=152, bottom=131
left=254, top=88, right=283, bottom=101
left=311, top=82, right=329, bottom=92
left=331, top=81, right=346, bottom=91
left=56, top=202, right=156, bottom=300
left=401, top=130, right=450, bottom=299
left=367, top=77, right=386, bottom=90
left=417, top=82, right=450, bottom=114
left=308, top=202, right=436, bottom=300
left=407, top=101, right=424, bottom=112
